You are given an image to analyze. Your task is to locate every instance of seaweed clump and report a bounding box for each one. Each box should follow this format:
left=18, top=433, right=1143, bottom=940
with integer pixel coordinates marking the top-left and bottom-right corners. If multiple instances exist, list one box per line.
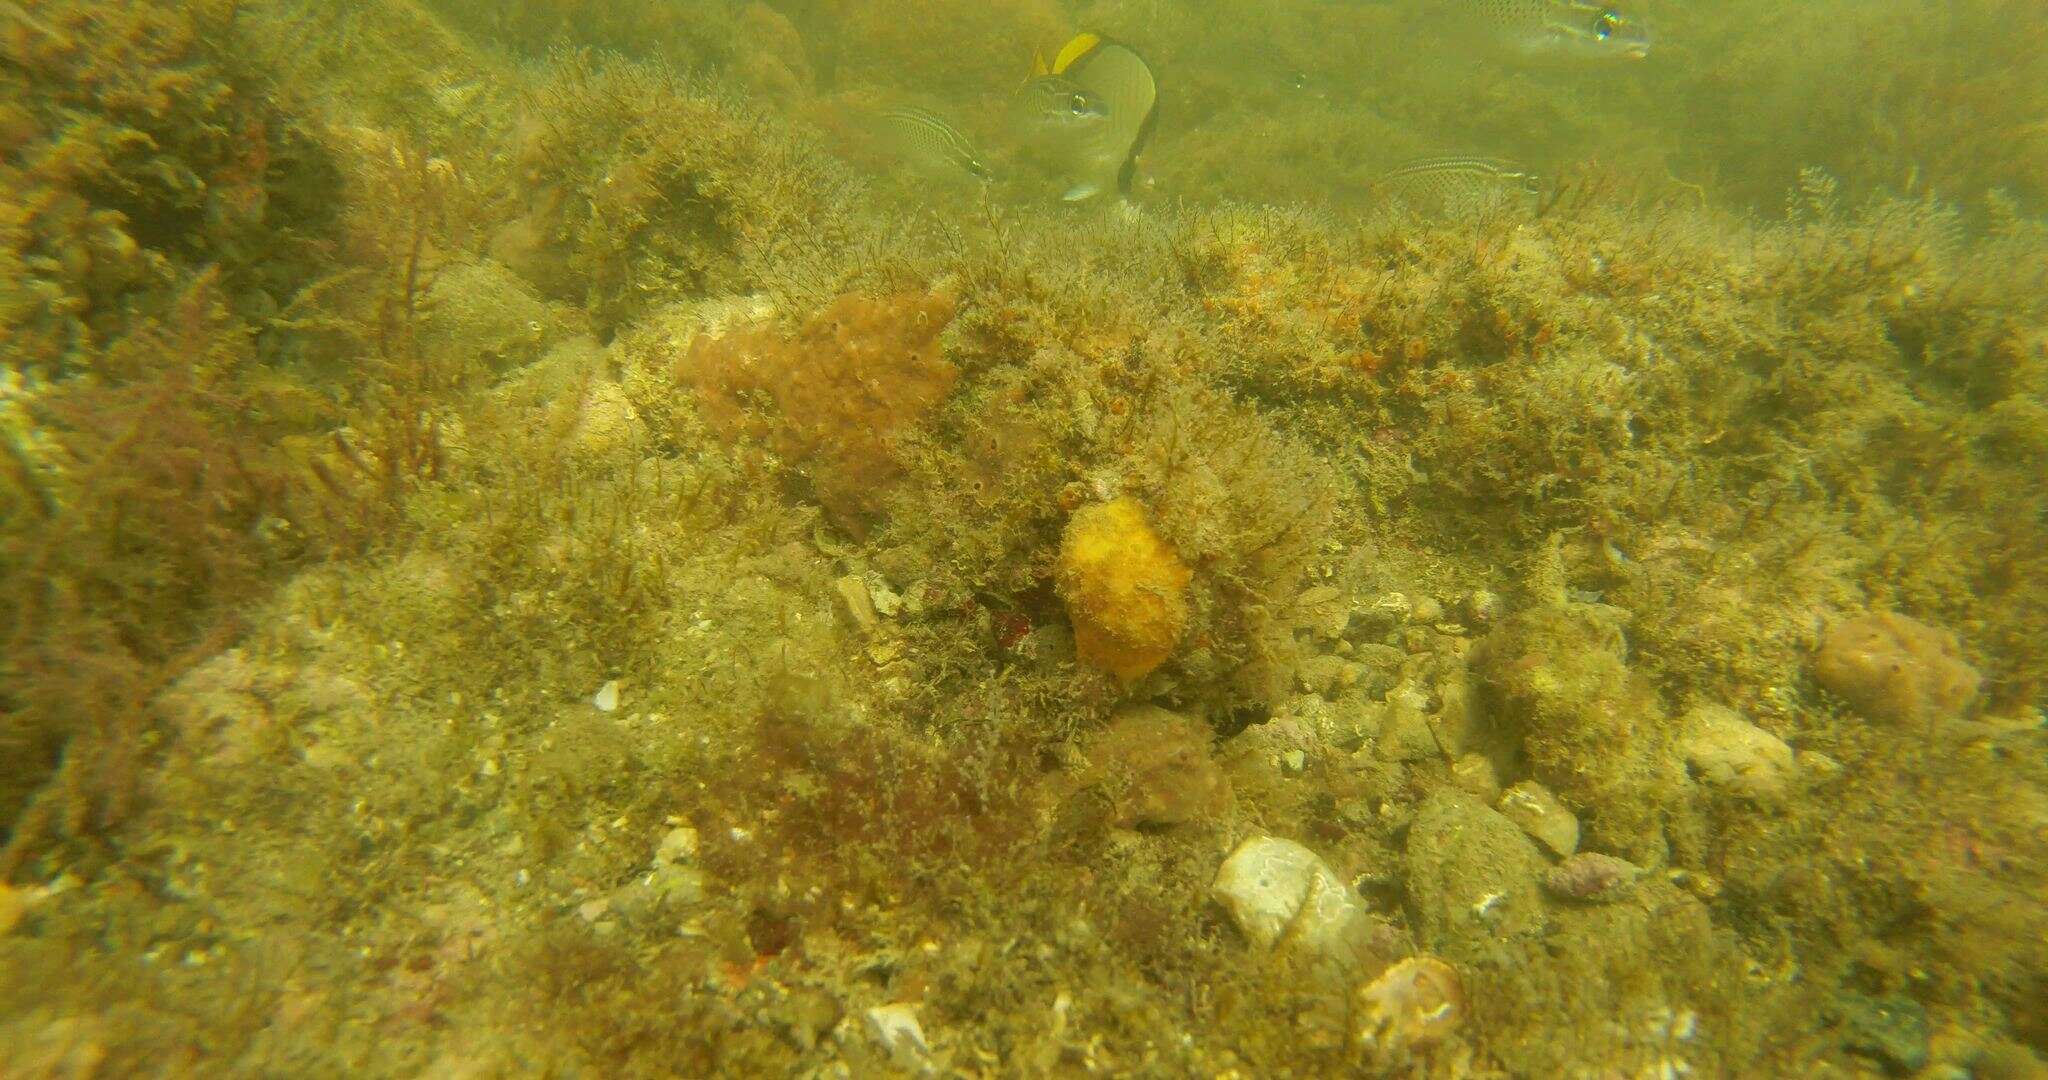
left=0, top=277, right=295, bottom=870
left=674, top=289, right=959, bottom=533
left=491, top=51, right=864, bottom=336
left=0, top=0, right=333, bottom=373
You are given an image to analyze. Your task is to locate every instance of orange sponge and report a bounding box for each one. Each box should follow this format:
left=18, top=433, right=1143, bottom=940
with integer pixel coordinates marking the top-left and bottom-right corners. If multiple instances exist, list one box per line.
left=1055, top=497, right=1193, bottom=681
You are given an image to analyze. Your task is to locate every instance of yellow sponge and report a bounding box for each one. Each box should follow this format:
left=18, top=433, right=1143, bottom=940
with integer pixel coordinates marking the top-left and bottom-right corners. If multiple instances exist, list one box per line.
left=1055, top=497, right=1193, bottom=681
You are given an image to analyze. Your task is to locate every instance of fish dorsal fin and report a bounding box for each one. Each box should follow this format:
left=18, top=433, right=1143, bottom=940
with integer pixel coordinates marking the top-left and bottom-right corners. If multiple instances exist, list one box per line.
left=1051, top=32, right=1102, bottom=75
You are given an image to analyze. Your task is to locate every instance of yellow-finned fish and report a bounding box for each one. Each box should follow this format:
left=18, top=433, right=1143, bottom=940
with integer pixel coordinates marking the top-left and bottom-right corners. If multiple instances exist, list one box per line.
left=1016, top=32, right=1158, bottom=202
left=877, top=106, right=995, bottom=183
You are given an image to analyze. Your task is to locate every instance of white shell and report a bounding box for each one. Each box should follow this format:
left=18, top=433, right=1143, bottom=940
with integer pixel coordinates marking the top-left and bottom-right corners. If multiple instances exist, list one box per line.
left=1212, top=835, right=1363, bottom=955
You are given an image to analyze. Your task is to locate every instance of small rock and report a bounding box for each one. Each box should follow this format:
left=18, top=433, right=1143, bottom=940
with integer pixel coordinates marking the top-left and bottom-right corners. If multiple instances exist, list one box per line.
left=1405, top=791, right=1549, bottom=952
left=655, top=826, right=699, bottom=865
left=1496, top=781, right=1580, bottom=858
left=1795, top=750, right=1843, bottom=780
left=867, top=577, right=903, bottom=617
left=1680, top=705, right=1796, bottom=803
left=1375, top=685, right=1441, bottom=763
left=1832, top=991, right=1930, bottom=1075
left=591, top=680, right=620, bottom=713
left=864, top=1003, right=932, bottom=1072
left=1814, top=611, right=1980, bottom=727
left=1449, top=754, right=1501, bottom=801
left=834, top=575, right=879, bottom=633
left=1409, top=596, right=1445, bottom=624
left=1464, top=589, right=1502, bottom=625
left=1354, top=956, right=1464, bottom=1064
left=1543, top=852, right=1639, bottom=903
left=1297, top=585, right=1353, bottom=640
left=1212, top=835, right=1367, bottom=959
left=1084, top=705, right=1231, bottom=828
left=1296, top=654, right=1357, bottom=698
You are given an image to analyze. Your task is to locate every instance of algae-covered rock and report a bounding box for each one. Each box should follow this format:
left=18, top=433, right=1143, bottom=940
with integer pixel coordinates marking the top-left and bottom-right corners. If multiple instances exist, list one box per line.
left=1470, top=595, right=1682, bottom=863
left=1403, top=790, right=1548, bottom=955
left=1680, top=705, right=1796, bottom=804
left=1082, top=704, right=1230, bottom=828
left=1497, top=780, right=1579, bottom=857
left=1815, top=611, right=1981, bottom=729
left=1831, top=991, right=1931, bottom=1074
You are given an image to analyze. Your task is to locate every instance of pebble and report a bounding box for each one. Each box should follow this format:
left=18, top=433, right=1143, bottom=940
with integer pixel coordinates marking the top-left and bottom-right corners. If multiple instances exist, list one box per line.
left=1212, top=835, right=1367, bottom=958
left=1680, top=705, right=1796, bottom=803
left=864, top=1003, right=932, bottom=1072
left=1496, top=780, right=1580, bottom=858
left=1464, top=589, right=1502, bottom=625
left=834, top=574, right=879, bottom=632
left=1543, top=852, right=1639, bottom=903
left=1832, top=991, right=1930, bottom=1074
left=1449, top=754, right=1501, bottom=801
left=591, top=680, right=620, bottom=713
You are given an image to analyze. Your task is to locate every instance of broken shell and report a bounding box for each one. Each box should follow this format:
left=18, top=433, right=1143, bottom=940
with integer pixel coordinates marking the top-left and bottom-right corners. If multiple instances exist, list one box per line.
left=1543, top=852, right=1639, bottom=902
left=1355, top=956, right=1464, bottom=1061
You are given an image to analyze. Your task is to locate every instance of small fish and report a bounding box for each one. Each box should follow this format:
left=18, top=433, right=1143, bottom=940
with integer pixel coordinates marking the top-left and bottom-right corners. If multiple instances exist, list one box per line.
left=1442, top=0, right=1652, bottom=62
left=1014, top=76, right=1112, bottom=136
left=1016, top=33, right=1158, bottom=201
left=1374, top=155, right=1543, bottom=216
left=877, top=106, right=995, bottom=182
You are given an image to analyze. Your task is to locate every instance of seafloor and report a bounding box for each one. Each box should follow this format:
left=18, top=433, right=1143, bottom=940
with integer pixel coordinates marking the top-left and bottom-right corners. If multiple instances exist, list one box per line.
left=2, top=1, right=2045, bottom=1076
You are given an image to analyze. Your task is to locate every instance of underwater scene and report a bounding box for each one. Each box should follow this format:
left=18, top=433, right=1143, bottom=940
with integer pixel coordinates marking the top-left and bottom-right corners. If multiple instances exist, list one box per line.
left=3, top=0, right=2047, bottom=1075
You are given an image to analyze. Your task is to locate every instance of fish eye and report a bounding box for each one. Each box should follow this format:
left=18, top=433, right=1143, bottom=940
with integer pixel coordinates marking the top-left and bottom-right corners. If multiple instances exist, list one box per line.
left=1068, top=93, right=1094, bottom=116
left=1593, top=10, right=1620, bottom=39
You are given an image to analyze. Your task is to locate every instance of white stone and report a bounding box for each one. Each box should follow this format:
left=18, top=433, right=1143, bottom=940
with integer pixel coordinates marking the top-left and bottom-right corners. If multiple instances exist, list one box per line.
left=1681, top=705, right=1796, bottom=803
left=1497, top=780, right=1580, bottom=857
left=655, top=826, right=699, bottom=865
left=592, top=680, right=620, bottom=713
left=1211, top=836, right=1364, bottom=956
left=864, top=1003, right=931, bottom=1071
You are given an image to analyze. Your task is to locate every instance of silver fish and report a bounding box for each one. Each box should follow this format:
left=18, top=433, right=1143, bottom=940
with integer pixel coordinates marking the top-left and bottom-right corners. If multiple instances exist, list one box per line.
left=1375, top=155, right=1543, bottom=216
left=878, top=106, right=995, bottom=182
left=1445, top=0, right=1651, bottom=62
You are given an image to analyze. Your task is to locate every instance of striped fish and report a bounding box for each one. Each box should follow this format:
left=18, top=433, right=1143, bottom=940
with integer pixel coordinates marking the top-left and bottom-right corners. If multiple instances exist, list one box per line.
left=1444, top=0, right=1651, bottom=63
left=1375, top=155, right=1543, bottom=216
left=878, top=106, right=994, bottom=183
